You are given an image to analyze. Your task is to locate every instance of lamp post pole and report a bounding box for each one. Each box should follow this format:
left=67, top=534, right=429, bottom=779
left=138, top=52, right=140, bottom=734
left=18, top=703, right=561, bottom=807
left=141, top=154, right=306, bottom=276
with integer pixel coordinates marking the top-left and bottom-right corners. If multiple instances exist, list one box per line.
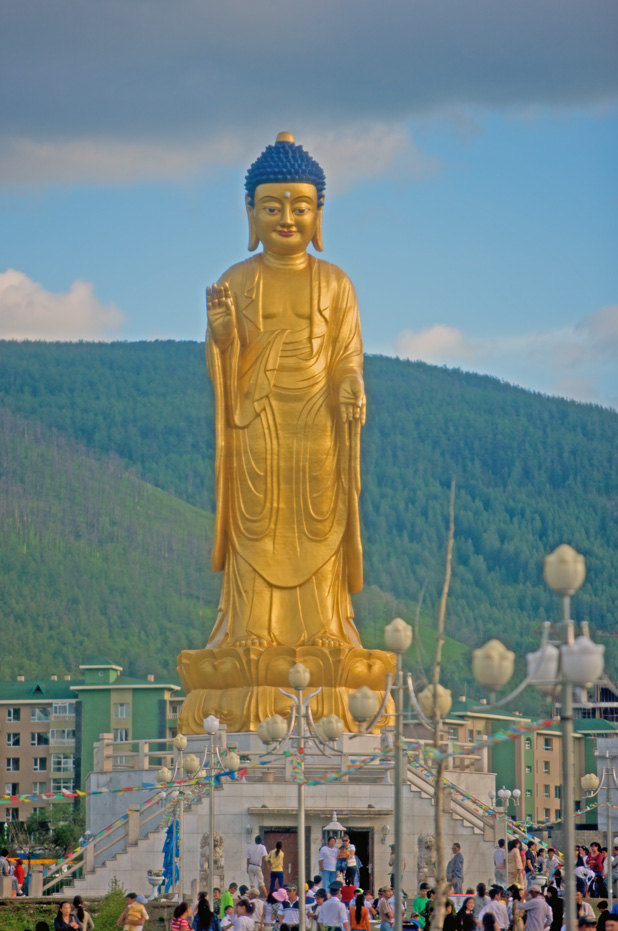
left=560, top=592, right=577, bottom=931
left=209, top=734, right=215, bottom=905
left=297, top=683, right=306, bottom=931
left=393, top=650, right=404, bottom=931
left=607, top=770, right=613, bottom=909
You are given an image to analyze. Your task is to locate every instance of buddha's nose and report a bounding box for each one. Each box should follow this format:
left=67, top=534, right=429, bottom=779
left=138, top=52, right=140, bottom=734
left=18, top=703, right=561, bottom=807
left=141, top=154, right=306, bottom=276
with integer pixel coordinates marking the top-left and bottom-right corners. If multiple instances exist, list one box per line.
left=280, top=203, right=294, bottom=226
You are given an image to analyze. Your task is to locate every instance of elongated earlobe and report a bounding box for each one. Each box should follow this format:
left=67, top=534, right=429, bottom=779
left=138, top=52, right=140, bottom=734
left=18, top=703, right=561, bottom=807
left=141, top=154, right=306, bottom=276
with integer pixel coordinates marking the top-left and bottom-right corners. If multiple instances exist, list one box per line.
left=312, top=207, right=324, bottom=252
left=246, top=196, right=260, bottom=251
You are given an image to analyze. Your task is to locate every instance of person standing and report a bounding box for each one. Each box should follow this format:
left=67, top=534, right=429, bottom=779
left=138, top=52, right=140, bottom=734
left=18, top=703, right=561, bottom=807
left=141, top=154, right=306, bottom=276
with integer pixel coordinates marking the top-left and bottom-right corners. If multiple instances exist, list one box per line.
left=171, top=902, right=193, bottom=931
left=267, top=843, right=285, bottom=892
left=349, top=891, right=371, bottom=931
left=388, top=845, right=406, bottom=892
left=317, top=883, right=351, bottom=931
left=235, top=899, right=256, bottom=931
left=493, top=840, right=506, bottom=888
left=247, top=836, right=268, bottom=897
left=524, top=842, right=537, bottom=886
left=378, top=886, right=395, bottom=931
left=55, top=901, right=80, bottom=931
left=457, top=897, right=477, bottom=931
left=221, top=884, right=239, bottom=917
left=278, top=886, right=300, bottom=931
left=412, top=884, right=430, bottom=928
left=71, top=895, right=95, bottom=931
left=507, top=841, right=524, bottom=888
left=117, top=892, right=149, bottom=931
left=517, top=886, right=552, bottom=931
left=319, top=837, right=340, bottom=891
left=446, top=844, right=464, bottom=895
left=478, top=888, right=509, bottom=931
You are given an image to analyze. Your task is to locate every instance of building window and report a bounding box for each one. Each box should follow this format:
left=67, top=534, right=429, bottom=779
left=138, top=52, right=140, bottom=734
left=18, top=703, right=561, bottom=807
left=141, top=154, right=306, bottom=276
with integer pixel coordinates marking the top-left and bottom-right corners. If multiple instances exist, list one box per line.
left=6, top=758, right=20, bottom=772
left=525, top=765, right=532, bottom=774
left=544, top=808, right=551, bottom=820
left=51, top=755, right=74, bottom=774
left=31, top=707, right=50, bottom=722
left=544, top=784, right=550, bottom=797
left=32, top=781, right=46, bottom=794
left=6, top=708, right=21, bottom=722
left=52, top=701, right=76, bottom=718
left=5, top=783, right=19, bottom=795
left=113, top=703, right=130, bottom=719
left=6, top=733, right=20, bottom=747
left=447, top=727, right=458, bottom=739
left=555, top=785, right=561, bottom=799
left=543, top=737, right=553, bottom=751
left=31, top=732, right=50, bottom=746
left=113, top=728, right=129, bottom=742
left=525, top=738, right=532, bottom=750
left=526, top=789, right=532, bottom=797
left=543, top=760, right=550, bottom=774
left=467, top=729, right=473, bottom=742
left=50, top=729, right=75, bottom=745
left=556, top=808, right=561, bottom=819
left=51, top=778, right=74, bottom=792
left=33, top=758, right=48, bottom=772
left=526, top=814, right=532, bottom=822
left=5, top=807, right=19, bottom=821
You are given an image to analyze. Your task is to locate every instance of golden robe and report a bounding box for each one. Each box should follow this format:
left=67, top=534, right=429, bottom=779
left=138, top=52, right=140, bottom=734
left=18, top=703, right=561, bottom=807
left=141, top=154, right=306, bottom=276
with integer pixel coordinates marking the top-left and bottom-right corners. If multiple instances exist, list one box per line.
left=206, top=253, right=364, bottom=649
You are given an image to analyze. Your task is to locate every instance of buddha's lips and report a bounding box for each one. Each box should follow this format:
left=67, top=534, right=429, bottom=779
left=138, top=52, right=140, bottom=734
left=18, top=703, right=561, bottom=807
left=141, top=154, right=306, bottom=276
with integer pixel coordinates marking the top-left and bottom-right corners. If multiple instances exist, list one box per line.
left=277, top=230, right=296, bottom=237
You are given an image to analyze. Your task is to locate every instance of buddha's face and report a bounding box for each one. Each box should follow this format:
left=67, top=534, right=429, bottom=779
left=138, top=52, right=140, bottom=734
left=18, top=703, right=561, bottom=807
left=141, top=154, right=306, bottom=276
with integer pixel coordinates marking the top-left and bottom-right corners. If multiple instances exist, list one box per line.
left=251, top=182, right=319, bottom=255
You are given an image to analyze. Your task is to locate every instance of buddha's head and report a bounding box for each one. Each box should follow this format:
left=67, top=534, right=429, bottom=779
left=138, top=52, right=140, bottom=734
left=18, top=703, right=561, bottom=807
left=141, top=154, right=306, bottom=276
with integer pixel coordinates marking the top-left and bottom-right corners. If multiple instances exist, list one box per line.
left=244, top=132, right=325, bottom=254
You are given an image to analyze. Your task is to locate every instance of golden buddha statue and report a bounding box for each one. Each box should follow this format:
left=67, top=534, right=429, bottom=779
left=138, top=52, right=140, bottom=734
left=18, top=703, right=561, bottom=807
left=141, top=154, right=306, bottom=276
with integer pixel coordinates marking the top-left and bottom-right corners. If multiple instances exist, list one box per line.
left=178, top=133, right=394, bottom=732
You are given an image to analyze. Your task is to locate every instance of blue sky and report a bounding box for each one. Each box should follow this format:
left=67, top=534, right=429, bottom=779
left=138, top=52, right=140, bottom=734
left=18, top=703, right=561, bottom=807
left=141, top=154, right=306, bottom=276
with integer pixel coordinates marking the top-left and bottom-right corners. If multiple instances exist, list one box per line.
left=1, top=0, right=617, bottom=407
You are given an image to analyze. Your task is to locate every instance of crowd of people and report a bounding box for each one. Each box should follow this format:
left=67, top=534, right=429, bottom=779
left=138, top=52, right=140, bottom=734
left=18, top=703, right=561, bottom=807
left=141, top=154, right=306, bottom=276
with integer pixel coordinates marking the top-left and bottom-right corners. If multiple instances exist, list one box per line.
left=7, top=833, right=618, bottom=931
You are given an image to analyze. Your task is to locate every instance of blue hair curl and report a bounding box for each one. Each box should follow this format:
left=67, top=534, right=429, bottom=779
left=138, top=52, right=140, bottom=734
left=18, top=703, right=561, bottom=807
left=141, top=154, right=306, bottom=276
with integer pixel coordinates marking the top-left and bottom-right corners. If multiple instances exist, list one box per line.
left=245, top=140, right=326, bottom=207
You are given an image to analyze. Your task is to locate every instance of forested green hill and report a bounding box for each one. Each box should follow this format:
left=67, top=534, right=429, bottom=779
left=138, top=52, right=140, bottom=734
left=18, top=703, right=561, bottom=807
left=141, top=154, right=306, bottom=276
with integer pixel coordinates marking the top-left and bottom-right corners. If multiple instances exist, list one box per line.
left=0, top=340, right=616, bottom=699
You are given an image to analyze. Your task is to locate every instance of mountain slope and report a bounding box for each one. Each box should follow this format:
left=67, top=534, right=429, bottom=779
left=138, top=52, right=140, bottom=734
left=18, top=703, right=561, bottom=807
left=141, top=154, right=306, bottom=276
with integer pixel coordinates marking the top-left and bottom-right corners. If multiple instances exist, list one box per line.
left=0, top=340, right=616, bottom=690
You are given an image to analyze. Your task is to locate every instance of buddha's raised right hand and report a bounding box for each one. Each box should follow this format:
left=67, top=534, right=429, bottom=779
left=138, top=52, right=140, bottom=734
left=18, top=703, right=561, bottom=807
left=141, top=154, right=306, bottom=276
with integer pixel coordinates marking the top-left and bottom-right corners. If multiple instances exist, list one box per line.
left=207, top=281, right=236, bottom=350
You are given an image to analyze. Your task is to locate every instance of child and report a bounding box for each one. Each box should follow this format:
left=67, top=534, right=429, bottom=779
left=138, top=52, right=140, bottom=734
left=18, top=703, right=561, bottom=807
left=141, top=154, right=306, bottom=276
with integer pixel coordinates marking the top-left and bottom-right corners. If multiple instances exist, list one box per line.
left=221, top=905, right=235, bottom=930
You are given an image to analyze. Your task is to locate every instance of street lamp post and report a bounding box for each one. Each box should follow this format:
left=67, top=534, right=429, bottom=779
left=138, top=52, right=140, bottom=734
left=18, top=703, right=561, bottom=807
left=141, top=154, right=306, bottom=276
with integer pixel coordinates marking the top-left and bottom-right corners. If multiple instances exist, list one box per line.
left=488, top=787, right=521, bottom=887
left=582, top=752, right=618, bottom=908
left=473, top=545, right=605, bottom=931
left=348, top=618, right=415, bottom=931
left=288, top=662, right=311, bottom=931
left=203, top=714, right=221, bottom=905
left=158, top=729, right=238, bottom=903
left=258, top=665, right=344, bottom=931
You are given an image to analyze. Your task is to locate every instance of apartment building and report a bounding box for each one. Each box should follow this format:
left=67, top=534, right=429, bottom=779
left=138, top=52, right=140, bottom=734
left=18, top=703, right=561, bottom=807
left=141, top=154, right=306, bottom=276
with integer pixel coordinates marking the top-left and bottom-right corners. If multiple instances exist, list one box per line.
left=1, top=656, right=182, bottom=819
left=0, top=676, right=77, bottom=823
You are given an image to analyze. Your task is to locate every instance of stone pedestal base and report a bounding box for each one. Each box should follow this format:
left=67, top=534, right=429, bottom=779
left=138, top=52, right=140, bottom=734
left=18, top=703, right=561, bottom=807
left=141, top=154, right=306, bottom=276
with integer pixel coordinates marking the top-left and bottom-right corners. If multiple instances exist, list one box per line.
left=177, top=644, right=396, bottom=733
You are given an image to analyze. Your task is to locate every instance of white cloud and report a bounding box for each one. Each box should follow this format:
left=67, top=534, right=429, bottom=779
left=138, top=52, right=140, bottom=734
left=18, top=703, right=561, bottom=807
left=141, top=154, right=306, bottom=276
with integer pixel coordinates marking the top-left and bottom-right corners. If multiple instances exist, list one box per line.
left=395, top=324, right=477, bottom=364
left=0, top=269, right=126, bottom=340
left=394, top=305, right=618, bottom=408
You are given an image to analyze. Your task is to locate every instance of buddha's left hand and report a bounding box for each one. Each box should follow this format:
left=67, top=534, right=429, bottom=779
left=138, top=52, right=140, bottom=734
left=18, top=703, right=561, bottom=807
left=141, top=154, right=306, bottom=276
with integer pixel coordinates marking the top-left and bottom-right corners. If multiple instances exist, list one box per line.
left=338, top=374, right=366, bottom=424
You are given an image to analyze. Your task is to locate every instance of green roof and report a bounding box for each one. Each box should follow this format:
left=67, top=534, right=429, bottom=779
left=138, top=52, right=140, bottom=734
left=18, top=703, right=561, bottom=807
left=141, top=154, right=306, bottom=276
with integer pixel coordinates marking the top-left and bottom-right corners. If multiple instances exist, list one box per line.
left=448, top=699, right=531, bottom=722
left=573, top=718, right=618, bottom=734
left=0, top=679, right=76, bottom=702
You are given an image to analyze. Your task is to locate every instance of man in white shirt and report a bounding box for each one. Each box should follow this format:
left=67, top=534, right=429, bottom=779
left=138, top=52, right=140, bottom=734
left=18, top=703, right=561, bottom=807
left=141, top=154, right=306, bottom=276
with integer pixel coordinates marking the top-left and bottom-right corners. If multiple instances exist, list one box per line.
left=493, top=840, right=506, bottom=887
left=478, top=888, right=509, bottom=931
left=319, top=837, right=339, bottom=891
left=247, top=834, right=268, bottom=896
left=317, top=884, right=350, bottom=931
left=518, top=886, right=553, bottom=931
left=249, top=887, right=265, bottom=931
left=575, top=891, right=595, bottom=922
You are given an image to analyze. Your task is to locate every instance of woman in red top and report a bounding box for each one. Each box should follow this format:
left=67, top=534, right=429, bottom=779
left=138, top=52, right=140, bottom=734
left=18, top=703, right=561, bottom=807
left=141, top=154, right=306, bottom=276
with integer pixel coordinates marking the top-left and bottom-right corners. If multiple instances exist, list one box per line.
left=172, top=901, right=192, bottom=931
left=14, top=858, right=25, bottom=894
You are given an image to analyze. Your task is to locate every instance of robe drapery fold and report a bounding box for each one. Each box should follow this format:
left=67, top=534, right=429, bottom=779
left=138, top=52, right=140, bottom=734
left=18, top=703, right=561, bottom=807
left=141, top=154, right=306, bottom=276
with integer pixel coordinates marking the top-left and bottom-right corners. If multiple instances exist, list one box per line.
left=206, top=254, right=364, bottom=648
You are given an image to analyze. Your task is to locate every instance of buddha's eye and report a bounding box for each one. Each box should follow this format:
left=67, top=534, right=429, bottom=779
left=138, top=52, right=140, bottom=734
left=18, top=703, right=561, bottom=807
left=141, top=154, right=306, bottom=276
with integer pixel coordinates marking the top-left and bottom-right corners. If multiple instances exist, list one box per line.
left=294, top=207, right=309, bottom=215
